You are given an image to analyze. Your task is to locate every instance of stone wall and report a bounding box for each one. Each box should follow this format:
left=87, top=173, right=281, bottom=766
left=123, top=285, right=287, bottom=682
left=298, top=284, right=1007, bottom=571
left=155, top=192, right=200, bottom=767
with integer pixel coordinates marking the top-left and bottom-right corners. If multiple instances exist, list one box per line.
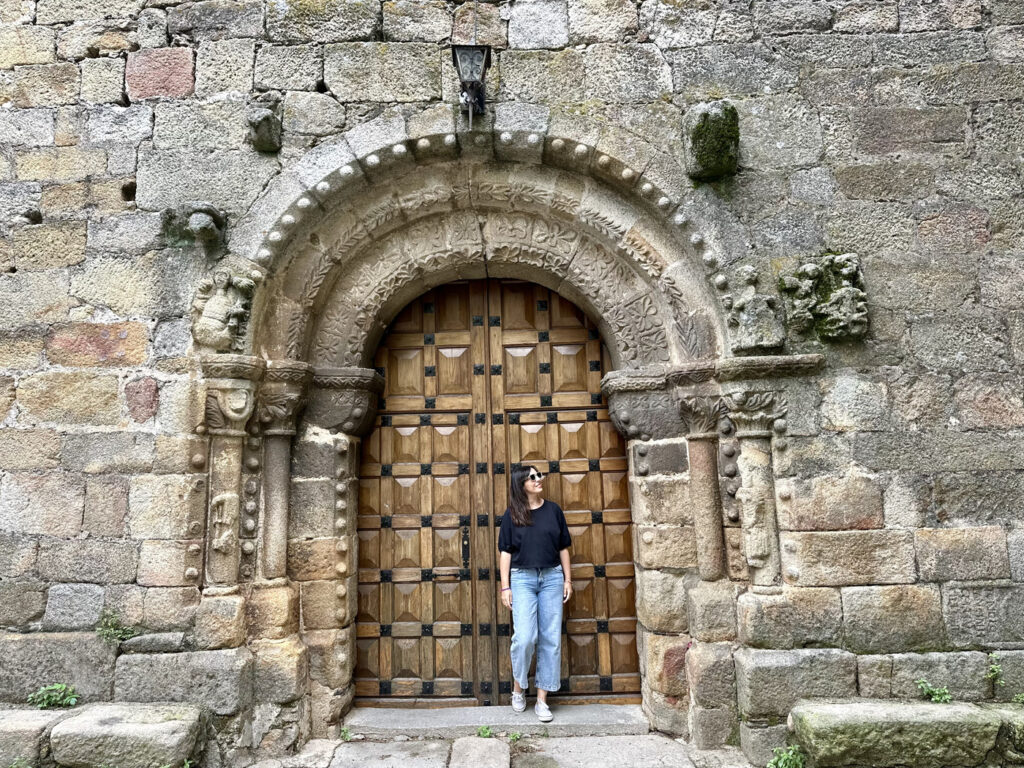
left=1, top=0, right=1022, bottom=765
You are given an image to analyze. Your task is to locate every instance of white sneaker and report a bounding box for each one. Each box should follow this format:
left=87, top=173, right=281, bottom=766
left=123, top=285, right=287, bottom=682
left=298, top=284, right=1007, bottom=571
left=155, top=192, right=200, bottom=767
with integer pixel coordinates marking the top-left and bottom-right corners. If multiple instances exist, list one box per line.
left=535, top=700, right=553, bottom=722
left=511, top=691, right=526, bottom=713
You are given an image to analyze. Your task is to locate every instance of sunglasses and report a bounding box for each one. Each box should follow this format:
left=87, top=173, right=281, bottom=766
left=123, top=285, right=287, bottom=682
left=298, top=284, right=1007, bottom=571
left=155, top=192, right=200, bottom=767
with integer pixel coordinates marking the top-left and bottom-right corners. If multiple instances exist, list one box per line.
left=527, top=471, right=545, bottom=481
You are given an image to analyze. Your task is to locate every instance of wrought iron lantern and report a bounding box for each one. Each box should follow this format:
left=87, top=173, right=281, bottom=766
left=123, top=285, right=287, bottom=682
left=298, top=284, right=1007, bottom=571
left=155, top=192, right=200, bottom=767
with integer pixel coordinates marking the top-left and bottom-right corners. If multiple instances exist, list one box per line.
left=451, top=44, right=492, bottom=128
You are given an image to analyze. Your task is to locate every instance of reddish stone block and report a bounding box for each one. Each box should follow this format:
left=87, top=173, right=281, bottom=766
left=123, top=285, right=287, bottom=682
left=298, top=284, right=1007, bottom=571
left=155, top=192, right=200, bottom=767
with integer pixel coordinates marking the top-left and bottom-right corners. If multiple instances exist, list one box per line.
left=46, top=322, right=148, bottom=367
left=126, top=377, right=159, bottom=423
left=126, top=47, right=195, bottom=101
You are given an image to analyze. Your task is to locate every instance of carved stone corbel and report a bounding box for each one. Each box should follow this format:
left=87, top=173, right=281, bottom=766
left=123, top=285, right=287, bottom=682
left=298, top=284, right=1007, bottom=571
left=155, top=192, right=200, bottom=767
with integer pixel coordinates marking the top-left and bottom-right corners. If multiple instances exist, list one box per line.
left=257, top=360, right=313, bottom=581
left=678, top=394, right=729, bottom=581
left=601, top=366, right=691, bottom=441
left=200, top=354, right=266, bottom=588
left=726, top=391, right=787, bottom=593
left=304, top=367, right=385, bottom=437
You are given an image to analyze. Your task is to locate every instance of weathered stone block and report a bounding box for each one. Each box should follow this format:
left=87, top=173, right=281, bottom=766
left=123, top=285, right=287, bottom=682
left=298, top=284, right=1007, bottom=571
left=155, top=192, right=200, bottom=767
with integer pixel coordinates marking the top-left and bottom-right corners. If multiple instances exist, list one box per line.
left=195, top=594, right=246, bottom=650
left=126, top=47, right=194, bottom=101
left=38, top=537, right=138, bottom=584
left=143, top=586, right=199, bottom=631
left=634, top=525, right=697, bottom=570
left=0, top=25, right=55, bottom=69
left=50, top=703, right=201, bottom=768
left=688, top=581, right=741, bottom=642
left=0, top=632, right=116, bottom=701
left=499, top=49, right=585, bottom=103
left=0, top=109, right=55, bottom=148
left=5, top=221, right=86, bottom=270
left=137, top=540, right=201, bottom=587
left=305, top=627, right=354, bottom=689
left=152, top=98, right=248, bottom=149
left=740, top=723, right=788, bottom=768
left=128, top=474, right=206, bottom=540
left=195, top=38, right=255, bottom=96
left=735, top=95, right=824, bottom=170
left=267, top=0, right=380, bottom=43
left=737, top=588, right=842, bottom=649
left=915, top=526, right=1011, bottom=582
left=0, top=581, right=46, bottom=626
left=585, top=43, right=671, bottom=103
left=630, top=475, right=695, bottom=527
left=777, top=471, right=884, bottom=532
left=639, top=629, right=690, bottom=698
left=452, top=1, right=505, bottom=47
left=300, top=579, right=344, bottom=630
left=944, top=584, right=1024, bottom=648
left=0, top=533, right=38, bottom=578
left=47, top=321, right=148, bottom=368
left=781, top=530, right=916, bottom=586
left=255, top=43, right=321, bottom=91
left=43, top=582, right=105, bottom=630
left=688, top=705, right=738, bottom=750
left=568, top=0, right=637, bottom=44
left=126, top=377, right=160, bottom=423
left=889, top=651, right=990, bottom=702
left=55, top=20, right=135, bottom=60
left=136, top=147, right=278, bottom=214
left=383, top=0, right=450, bottom=42
left=86, top=107, right=154, bottom=147
left=842, top=585, right=945, bottom=653
left=18, top=372, right=121, bottom=426
left=247, top=583, right=298, bottom=640
left=820, top=373, right=889, bottom=432
left=734, top=648, right=857, bottom=719
left=509, top=0, right=568, bottom=48
left=0, top=428, right=61, bottom=471
left=283, top=92, right=346, bottom=136
left=253, top=637, right=308, bottom=704
left=0, top=709, right=66, bottom=767
left=671, top=44, right=798, bottom=101
left=288, top=538, right=338, bottom=581
left=167, top=0, right=263, bottom=41
left=686, top=641, right=736, bottom=711
left=323, top=43, right=441, bottom=102
left=16, top=146, right=106, bottom=182
left=790, top=699, right=1001, bottom=768
left=1, top=472, right=84, bottom=536
left=115, top=648, right=253, bottom=715
left=642, top=679, right=689, bottom=736
left=635, top=568, right=690, bottom=634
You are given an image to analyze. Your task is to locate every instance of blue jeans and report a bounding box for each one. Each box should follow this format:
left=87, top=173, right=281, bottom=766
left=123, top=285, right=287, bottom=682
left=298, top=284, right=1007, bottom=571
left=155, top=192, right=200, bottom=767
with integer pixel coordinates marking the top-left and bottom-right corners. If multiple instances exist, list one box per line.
left=510, top=565, right=564, bottom=692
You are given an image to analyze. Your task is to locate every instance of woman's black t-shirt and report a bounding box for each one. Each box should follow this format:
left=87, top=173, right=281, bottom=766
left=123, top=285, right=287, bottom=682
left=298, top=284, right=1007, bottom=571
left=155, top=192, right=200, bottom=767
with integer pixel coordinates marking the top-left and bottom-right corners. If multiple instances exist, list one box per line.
left=497, top=500, right=572, bottom=568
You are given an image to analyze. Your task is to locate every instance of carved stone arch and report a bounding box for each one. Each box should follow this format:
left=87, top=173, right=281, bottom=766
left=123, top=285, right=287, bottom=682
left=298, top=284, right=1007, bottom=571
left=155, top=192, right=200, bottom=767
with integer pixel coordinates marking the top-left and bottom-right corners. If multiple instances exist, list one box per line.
left=246, top=160, right=728, bottom=372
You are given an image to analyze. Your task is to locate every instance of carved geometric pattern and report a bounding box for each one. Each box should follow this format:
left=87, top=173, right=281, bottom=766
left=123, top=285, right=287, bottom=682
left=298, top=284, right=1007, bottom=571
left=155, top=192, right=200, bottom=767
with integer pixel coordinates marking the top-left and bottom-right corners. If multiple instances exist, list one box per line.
left=357, top=279, right=638, bottom=704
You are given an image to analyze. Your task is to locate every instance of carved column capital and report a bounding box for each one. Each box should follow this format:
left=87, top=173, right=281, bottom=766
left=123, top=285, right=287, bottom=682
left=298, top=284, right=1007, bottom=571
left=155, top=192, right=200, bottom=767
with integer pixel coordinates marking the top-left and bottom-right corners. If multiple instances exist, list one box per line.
left=258, top=359, right=313, bottom=436
left=305, top=367, right=385, bottom=437
left=601, top=366, right=688, bottom=440
left=677, top=395, right=728, bottom=438
left=200, top=354, right=266, bottom=436
left=725, top=391, right=787, bottom=438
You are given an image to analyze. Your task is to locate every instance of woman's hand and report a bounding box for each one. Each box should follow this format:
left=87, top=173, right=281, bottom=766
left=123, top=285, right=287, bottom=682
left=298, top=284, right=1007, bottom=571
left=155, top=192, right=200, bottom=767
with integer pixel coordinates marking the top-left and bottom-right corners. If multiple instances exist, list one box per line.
left=501, top=587, right=513, bottom=610
left=563, top=581, right=573, bottom=603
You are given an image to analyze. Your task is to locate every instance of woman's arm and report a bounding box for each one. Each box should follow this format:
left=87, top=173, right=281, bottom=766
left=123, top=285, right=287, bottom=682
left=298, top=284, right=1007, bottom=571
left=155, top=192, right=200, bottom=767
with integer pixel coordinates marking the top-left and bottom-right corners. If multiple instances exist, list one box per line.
left=500, top=550, right=513, bottom=609
left=560, top=547, right=572, bottom=603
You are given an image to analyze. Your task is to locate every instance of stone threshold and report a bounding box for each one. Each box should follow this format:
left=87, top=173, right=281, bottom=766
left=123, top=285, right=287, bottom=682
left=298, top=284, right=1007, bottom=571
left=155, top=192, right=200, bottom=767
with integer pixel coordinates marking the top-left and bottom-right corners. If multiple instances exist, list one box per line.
left=342, top=703, right=650, bottom=739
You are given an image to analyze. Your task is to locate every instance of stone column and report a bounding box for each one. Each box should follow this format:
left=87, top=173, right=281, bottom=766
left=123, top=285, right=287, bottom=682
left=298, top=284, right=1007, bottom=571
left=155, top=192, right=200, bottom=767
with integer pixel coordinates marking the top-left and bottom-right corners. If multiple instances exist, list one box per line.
left=678, top=395, right=728, bottom=582
left=257, top=360, right=313, bottom=581
left=200, top=354, right=265, bottom=588
left=726, top=391, right=786, bottom=593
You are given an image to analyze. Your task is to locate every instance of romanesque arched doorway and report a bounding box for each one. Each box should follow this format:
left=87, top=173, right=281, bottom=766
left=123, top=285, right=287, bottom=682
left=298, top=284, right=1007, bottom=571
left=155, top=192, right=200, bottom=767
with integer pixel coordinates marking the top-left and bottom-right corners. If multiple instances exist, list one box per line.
left=353, top=279, right=639, bottom=706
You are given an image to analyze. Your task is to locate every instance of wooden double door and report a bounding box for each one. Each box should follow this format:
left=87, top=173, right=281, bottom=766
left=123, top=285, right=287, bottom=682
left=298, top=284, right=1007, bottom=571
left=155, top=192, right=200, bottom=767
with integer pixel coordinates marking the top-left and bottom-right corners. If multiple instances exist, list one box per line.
left=356, top=279, right=640, bottom=706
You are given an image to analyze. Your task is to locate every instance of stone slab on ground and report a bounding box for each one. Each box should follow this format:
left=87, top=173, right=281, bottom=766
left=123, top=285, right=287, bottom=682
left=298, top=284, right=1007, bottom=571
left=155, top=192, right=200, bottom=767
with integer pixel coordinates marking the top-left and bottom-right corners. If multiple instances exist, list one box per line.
left=512, top=734, right=696, bottom=767
left=328, top=739, right=450, bottom=768
left=49, top=703, right=202, bottom=768
left=450, top=736, right=510, bottom=768
left=789, top=699, right=1002, bottom=767
left=343, top=704, right=649, bottom=739
left=0, top=708, right=71, bottom=767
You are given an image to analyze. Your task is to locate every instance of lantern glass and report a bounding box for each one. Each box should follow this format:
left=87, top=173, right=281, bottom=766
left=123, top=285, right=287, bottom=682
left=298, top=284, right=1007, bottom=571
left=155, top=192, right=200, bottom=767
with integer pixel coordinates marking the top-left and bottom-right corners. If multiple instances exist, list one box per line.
left=452, top=45, right=490, bottom=83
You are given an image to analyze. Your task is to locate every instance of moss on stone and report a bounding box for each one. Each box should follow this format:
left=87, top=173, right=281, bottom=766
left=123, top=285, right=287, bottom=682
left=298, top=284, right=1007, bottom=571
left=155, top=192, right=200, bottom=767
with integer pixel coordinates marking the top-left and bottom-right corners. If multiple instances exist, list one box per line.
left=685, top=101, right=739, bottom=181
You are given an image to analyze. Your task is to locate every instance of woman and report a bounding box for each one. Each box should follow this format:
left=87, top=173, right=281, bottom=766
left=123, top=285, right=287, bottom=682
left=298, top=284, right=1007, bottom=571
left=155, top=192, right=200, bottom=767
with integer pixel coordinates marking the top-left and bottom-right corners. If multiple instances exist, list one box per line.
left=498, top=464, right=573, bottom=722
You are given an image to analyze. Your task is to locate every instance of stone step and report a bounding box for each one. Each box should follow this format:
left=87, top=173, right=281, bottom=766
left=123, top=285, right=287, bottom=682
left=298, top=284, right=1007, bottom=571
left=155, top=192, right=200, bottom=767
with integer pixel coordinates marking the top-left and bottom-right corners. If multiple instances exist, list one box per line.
left=511, top=734, right=696, bottom=768
left=789, top=699, right=1024, bottom=768
left=343, top=703, right=649, bottom=740
left=0, top=708, right=72, bottom=767
left=49, top=703, right=203, bottom=768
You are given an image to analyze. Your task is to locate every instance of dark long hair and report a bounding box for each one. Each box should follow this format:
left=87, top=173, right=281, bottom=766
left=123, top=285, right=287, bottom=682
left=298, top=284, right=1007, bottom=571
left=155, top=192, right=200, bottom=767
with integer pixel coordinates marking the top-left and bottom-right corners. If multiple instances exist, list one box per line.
left=508, top=464, right=539, bottom=527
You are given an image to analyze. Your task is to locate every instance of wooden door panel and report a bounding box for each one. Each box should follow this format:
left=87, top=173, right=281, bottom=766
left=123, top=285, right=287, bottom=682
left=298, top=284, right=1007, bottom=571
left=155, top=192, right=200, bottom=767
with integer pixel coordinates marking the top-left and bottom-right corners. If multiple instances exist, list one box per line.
left=358, top=279, right=637, bottom=705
